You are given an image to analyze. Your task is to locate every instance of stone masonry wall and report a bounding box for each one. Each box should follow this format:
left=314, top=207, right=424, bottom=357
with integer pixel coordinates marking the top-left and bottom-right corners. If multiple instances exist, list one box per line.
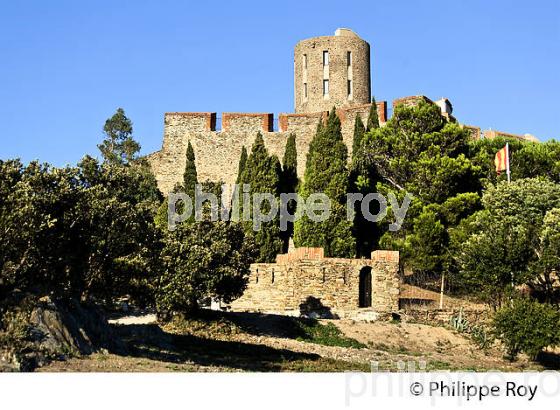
left=461, top=124, right=482, bottom=140
left=148, top=103, right=387, bottom=195
left=229, top=248, right=400, bottom=319
left=294, top=29, right=371, bottom=114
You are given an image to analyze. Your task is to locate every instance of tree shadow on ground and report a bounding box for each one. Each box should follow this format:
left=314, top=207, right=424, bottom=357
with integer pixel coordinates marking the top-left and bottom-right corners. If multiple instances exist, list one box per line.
left=111, top=322, right=322, bottom=371
left=536, top=351, right=560, bottom=370
left=195, top=309, right=324, bottom=340
left=299, top=296, right=338, bottom=319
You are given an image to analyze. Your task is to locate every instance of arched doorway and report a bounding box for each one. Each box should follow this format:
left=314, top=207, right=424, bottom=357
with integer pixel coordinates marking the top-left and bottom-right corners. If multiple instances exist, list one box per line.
left=358, top=267, right=372, bottom=308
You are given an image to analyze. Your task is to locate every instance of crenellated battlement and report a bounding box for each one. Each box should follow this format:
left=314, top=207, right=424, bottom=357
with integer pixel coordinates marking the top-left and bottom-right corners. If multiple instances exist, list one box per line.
left=150, top=95, right=511, bottom=195
left=151, top=103, right=388, bottom=194
left=164, top=112, right=216, bottom=132
left=278, top=111, right=328, bottom=132
left=163, top=102, right=389, bottom=137
left=337, top=101, right=388, bottom=124
left=222, top=113, right=274, bottom=133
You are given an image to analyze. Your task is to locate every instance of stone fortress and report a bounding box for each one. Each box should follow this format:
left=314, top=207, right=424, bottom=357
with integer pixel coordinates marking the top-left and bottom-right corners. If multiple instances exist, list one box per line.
left=148, top=29, right=538, bottom=318
left=147, top=28, right=538, bottom=196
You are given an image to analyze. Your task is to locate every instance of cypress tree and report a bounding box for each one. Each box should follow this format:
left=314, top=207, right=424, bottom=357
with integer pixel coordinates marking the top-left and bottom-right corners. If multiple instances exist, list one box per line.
left=236, top=146, right=247, bottom=184
left=294, top=107, right=355, bottom=257
left=183, top=141, right=198, bottom=199
left=156, top=141, right=197, bottom=229
left=349, top=113, right=374, bottom=257
left=352, top=114, right=366, bottom=160
left=238, top=132, right=283, bottom=262
left=280, top=133, right=298, bottom=251
left=366, top=97, right=380, bottom=131
left=281, top=133, right=298, bottom=194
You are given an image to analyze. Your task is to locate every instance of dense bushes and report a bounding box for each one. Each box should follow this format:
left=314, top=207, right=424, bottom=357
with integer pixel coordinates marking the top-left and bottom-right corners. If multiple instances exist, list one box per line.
left=357, top=100, right=482, bottom=282
left=0, top=157, right=162, bottom=305
left=0, top=107, right=263, bottom=321
left=493, top=298, right=560, bottom=360
left=453, top=178, right=560, bottom=307
left=157, top=220, right=257, bottom=314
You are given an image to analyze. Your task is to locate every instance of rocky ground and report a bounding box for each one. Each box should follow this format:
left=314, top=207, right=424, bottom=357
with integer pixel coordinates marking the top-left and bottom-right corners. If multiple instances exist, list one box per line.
left=37, top=310, right=556, bottom=372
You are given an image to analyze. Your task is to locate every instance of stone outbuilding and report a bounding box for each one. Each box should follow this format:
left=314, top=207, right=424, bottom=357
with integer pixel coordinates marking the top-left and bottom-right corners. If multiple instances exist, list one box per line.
left=229, top=247, right=400, bottom=320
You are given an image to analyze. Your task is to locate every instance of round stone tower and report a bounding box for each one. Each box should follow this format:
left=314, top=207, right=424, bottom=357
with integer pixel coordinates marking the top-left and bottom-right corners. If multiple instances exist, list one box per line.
left=294, top=28, right=371, bottom=113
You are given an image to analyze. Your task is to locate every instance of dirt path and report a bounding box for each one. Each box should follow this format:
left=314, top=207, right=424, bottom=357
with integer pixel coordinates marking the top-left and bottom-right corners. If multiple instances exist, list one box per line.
left=39, top=312, right=545, bottom=372
left=108, top=313, right=157, bottom=326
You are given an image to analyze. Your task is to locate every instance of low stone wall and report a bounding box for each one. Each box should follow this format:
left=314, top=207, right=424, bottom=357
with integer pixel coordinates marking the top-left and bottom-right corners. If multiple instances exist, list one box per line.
left=401, top=307, right=491, bottom=327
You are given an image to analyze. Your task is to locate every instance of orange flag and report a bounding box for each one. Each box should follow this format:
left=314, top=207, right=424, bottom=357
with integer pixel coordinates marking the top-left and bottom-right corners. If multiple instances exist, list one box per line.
left=494, top=144, right=509, bottom=175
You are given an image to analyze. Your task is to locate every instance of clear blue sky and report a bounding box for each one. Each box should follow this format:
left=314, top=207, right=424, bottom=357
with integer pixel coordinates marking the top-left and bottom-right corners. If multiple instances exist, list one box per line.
left=1, top=0, right=559, bottom=166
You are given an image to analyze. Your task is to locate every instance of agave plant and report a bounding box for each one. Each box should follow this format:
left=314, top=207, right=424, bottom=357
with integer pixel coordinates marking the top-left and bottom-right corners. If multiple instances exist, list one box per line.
left=449, top=308, right=469, bottom=333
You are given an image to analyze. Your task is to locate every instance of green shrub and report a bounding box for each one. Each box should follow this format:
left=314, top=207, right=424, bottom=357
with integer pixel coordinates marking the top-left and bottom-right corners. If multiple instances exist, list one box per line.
left=0, top=306, right=32, bottom=355
left=157, top=220, right=257, bottom=314
left=493, top=298, right=560, bottom=360
left=294, top=320, right=365, bottom=349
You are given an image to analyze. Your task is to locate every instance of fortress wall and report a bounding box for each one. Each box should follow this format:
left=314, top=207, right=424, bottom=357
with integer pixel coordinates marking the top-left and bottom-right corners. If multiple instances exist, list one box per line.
left=337, top=101, right=387, bottom=125
left=278, top=111, right=327, bottom=177
left=377, top=101, right=388, bottom=123
left=392, top=95, right=434, bottom=110
left=337, top=102, right=387, bottom=158
left=148, top=113, right=216, bottom=194
left=151, top=127, right=294, bottom=193
left=278, top=112, right=327, bottom=133
left=229, top=248, right=400, bottom=318
left=191, top=130, right=304, bottom=186
left=483, top=129, right=532, bottom=142
left=461, top=125, right=482, bottom=140
left=148, top=103, right=388, bottom=195
left=222, top=113, right=273, bottom=133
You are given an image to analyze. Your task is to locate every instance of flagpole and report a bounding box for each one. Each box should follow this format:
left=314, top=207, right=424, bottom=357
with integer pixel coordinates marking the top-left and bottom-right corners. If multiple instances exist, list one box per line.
left=506, top=142, right=511, bottom=183
left=505, top=142, right=513, bottom=304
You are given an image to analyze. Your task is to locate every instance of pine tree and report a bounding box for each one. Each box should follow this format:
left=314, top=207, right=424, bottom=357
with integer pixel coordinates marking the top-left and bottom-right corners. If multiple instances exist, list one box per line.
left=98, top=108, right=141, bottom=165
left=352, top=114, right=366, bottom=160
left=238, top=132, right=283, bottom=262
left=366, top=97, right=380, bottom=131
left=294, top=108, right=355, bottom=257
left=183, top=141, right=198, bottom=199
left=236, top=146, right=247, bottom=184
